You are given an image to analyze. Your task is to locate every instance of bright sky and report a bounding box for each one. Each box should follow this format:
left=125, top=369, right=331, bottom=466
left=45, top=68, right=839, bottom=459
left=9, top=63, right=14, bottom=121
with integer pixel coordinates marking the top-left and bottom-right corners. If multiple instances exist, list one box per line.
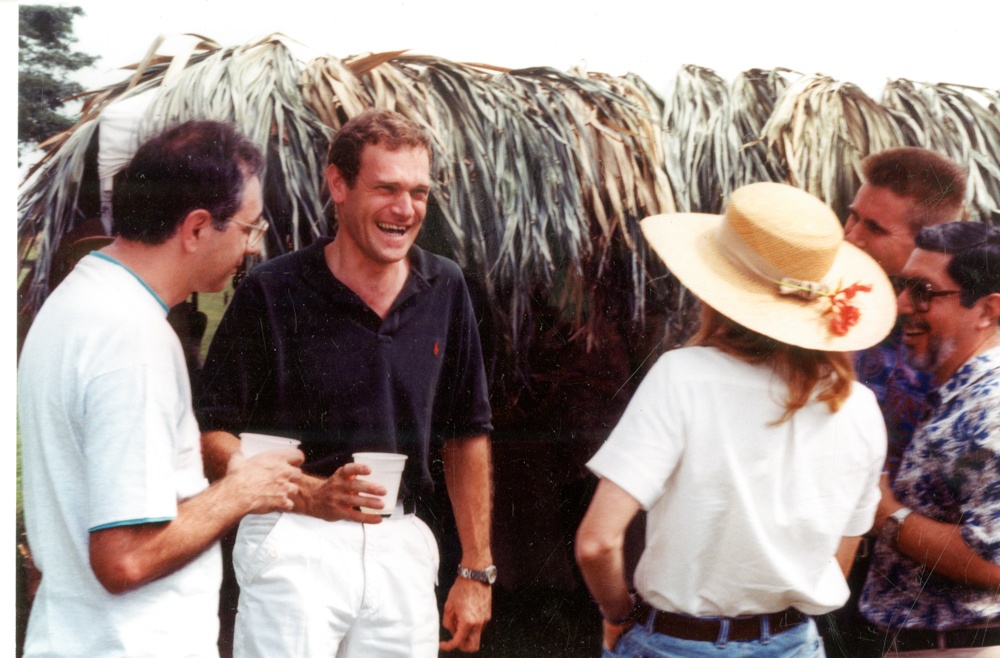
left=31, top=0, right=1000, bottom=97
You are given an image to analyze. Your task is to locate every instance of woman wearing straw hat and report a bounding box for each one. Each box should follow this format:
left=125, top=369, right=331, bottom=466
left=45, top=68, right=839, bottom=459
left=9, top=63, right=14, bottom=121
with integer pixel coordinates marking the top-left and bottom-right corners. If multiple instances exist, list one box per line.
left=576, top=182, right=896, bottom=657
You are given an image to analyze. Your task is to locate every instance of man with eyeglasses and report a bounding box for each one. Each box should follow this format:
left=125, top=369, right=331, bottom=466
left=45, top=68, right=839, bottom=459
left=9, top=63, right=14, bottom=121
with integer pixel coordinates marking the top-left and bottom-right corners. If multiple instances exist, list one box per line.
left=18, top=120, right=303, bottom=658
left=857, top=222, right=1000, bottom=656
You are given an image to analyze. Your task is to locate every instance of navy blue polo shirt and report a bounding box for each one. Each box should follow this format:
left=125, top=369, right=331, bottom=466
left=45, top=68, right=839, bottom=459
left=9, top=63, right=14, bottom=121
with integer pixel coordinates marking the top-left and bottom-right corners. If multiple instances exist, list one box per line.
left=195, top=238, right=493, bottom=502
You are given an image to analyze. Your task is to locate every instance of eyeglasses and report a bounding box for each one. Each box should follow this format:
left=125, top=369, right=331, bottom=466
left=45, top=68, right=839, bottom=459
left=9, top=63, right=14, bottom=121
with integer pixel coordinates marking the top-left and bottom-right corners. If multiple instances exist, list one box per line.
left=889, top=275, right=961, bottom=313
left=229, top=216, right=270, bottom=249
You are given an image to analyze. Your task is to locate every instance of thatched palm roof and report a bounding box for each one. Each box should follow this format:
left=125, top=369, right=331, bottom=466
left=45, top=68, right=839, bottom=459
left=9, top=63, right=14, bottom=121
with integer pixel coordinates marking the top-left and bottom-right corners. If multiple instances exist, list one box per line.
left=17, top=35, right=1000, bottom=397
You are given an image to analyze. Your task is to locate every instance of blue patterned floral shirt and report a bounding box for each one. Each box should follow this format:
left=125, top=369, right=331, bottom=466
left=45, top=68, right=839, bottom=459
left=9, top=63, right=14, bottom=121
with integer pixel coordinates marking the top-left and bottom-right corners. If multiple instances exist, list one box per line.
left=854, top=327, right=935, bottom=482
left=859, top=346, right=1000, bottom=630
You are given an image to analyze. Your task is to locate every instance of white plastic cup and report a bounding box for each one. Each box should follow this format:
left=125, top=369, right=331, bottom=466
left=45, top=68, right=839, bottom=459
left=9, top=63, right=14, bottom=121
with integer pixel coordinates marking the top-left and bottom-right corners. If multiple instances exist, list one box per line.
left=352, top=452, right=408, bottom=516
left=239, top=433, right=301, bottom=457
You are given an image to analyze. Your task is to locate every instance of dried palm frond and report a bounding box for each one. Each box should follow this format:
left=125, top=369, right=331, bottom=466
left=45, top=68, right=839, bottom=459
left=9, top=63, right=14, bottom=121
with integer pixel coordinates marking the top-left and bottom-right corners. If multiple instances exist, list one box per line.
left=138, top=36, right=333, bottom=251
left=25, top=35, right=225, bottom=180
left=657, top=67, right=791, bottom=346
left=761, top=74, right=908, bottom=218
left=663, top=65, right=730, bottom=212
left=17, top=119, right=101, bottom=315
left=709, top=68, right=795, bottom=207
left=593, top=68, right=677, bottom=306
left=28, top=31, right=998, bottom=399
left=882, top=79, right=1000, bottom=222
left=18, top=35, right=332, bottom=314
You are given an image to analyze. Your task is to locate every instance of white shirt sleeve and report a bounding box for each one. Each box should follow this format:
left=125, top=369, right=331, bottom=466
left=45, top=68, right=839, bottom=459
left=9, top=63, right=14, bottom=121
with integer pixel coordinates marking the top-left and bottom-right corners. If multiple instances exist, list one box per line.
left=587, top=354, right=686, bottom=510
left=83, top=361, right=183, bottom=531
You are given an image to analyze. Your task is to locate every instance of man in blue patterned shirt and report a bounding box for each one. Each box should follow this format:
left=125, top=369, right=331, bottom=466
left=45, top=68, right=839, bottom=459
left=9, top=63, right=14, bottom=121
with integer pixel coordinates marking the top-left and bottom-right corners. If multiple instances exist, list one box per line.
left=859, top=222, right=1000, bottom=655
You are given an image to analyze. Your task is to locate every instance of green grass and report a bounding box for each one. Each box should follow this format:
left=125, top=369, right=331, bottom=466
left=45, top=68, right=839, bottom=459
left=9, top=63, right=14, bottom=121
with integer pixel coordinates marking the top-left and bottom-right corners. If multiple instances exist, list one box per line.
left=196, top=287, right=232, bottom=362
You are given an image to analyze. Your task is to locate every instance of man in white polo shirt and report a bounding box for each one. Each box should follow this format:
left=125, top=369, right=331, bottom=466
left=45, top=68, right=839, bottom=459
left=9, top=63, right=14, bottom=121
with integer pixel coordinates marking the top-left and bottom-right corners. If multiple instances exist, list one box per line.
left=18, top=120, right=303, bottom=658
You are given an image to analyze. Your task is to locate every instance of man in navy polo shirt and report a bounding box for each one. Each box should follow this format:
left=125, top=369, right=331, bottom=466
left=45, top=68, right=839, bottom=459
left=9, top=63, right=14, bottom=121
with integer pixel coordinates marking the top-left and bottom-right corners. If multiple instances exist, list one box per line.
left=197, top=110, right=494, bottom=657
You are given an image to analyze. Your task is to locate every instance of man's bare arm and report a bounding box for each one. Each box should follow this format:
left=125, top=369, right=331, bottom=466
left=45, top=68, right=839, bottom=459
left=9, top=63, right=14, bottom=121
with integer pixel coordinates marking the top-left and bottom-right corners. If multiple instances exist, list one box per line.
left=440, top=434, right=493, bottom=653
left=875, top=474, right=1000, bottom=589
left=201, top=430, right=387, bottom=523
left=893, top=515, right=1000, bottom=588
left=90, top=449, right=302, bottom=594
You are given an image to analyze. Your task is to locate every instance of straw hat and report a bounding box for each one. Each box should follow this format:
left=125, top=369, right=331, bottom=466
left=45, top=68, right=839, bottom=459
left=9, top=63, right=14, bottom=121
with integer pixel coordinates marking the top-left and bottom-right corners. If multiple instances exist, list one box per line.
left=641, top=182, right=896, bottom=351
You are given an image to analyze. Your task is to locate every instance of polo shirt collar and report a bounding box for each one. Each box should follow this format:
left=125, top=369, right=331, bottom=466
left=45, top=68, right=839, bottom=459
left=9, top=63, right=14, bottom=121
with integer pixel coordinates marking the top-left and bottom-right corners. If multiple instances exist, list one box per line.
left=301, top=237, right=441, bottom=309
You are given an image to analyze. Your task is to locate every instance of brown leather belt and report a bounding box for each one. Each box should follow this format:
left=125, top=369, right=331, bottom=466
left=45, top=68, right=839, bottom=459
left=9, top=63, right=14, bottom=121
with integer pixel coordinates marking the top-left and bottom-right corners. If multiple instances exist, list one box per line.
left=649, top=608, right=808, bottom=642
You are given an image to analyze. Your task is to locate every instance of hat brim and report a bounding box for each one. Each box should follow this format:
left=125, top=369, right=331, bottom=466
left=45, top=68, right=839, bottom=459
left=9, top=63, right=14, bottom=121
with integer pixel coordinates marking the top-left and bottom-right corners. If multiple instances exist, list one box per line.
left=642, top=213, right=896, bottom=351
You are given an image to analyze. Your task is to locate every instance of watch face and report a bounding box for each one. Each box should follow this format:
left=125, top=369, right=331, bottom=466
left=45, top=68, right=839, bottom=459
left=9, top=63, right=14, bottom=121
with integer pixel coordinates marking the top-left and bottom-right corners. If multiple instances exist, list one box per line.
left=485, top=565, right=497, bottom=584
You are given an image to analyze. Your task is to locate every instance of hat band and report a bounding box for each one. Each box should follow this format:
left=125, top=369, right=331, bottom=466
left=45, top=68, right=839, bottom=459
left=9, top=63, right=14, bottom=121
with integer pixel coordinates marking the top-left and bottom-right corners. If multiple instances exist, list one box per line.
left=716, top=223, right=832, bottom=300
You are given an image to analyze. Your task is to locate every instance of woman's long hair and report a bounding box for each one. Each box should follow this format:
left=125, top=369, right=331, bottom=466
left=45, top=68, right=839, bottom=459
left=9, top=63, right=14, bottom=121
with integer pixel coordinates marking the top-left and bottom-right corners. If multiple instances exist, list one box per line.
left=687, top=304, right=855, bottom=425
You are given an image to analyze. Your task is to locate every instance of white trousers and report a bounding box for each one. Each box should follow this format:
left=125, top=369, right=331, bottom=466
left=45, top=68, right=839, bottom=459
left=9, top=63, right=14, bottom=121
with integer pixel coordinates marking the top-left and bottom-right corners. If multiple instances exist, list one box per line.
left=232, top=510, right=440, bottom=658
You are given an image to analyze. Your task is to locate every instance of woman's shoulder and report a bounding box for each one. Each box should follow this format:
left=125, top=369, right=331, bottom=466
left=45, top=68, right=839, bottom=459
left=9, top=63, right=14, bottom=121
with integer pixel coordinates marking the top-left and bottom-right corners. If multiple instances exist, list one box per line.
left=654, top=345, right=755, bottom=377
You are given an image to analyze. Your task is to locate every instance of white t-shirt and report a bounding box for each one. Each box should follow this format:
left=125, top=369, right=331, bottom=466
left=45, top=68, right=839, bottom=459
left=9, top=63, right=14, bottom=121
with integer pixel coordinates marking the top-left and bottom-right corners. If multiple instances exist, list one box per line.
left=19, top=254, right=221, bottom=657
left=588, top=346, right=885, bottom=617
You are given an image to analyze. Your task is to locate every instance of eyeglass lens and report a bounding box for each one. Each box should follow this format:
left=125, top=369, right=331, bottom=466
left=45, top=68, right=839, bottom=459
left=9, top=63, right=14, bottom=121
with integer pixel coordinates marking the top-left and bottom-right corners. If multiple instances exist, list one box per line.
left=889, top=276, right=959, bottom=312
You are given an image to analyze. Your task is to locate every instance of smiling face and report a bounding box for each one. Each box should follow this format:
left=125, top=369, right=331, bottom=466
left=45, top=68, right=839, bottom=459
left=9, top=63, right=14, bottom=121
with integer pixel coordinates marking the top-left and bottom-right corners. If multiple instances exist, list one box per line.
left=326, top=143, right=431, bottom=269
left=897, top=248, right=975, bottom=382
left=845, top=183, right=919, bottom=276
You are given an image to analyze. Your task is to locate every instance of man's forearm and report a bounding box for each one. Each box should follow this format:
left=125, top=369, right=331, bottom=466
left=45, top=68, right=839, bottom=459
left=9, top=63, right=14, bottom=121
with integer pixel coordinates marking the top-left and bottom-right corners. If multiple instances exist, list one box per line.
left=90, top=452, right=300, bottom=593
left=200, top=430, right=241, bottom=481
left=202, top=430, right=325, bottom=518
left=876, top=473, right=1000, bottom=589
left=289, top=472, right=332, bottom=517
left=442, top=435, right=493, bottom=567
left=439, top=434, right=493, bottom=653
left=90, top=476, right=257, bottom=592
left=896, top=513, right=1000, bottom=589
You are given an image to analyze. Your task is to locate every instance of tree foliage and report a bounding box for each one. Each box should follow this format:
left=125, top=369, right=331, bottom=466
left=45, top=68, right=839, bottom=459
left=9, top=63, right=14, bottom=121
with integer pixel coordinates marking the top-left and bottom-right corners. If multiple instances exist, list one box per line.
left=18, top=5, right=98, bottom=149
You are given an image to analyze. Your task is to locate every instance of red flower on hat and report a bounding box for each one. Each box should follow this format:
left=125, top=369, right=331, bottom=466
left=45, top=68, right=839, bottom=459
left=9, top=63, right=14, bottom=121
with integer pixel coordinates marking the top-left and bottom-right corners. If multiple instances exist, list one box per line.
left=825, top=282, right=872, bottom=336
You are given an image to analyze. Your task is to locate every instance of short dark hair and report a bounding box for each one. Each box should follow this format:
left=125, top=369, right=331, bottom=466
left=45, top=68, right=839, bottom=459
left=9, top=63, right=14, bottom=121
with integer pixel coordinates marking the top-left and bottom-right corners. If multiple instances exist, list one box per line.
left=861, top=147, right=967, bottom=233
left=112, top=120, right=264, bottom=244
left=327, top=109, right=431, bottom=187
left=915, top=222, right=1000, bottom=307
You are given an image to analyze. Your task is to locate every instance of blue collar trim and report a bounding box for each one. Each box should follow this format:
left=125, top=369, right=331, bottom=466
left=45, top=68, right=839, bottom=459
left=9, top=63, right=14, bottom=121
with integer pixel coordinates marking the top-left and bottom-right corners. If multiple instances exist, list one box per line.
left=91, top=252, right=170, bottom=312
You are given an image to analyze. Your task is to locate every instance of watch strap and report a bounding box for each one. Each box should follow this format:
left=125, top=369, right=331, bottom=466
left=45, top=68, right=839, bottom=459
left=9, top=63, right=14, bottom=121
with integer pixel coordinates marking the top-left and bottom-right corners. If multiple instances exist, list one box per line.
left=457, top=564, right=496, bottom=585
left=883, top=506, right=913, bottom=544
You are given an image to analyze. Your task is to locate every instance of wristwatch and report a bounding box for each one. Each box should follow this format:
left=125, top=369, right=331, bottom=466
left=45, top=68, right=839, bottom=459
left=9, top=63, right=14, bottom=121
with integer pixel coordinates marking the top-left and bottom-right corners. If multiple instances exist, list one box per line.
left=882, top=506, right=913, bottom=545
left=457, top=564, right=497, bottom=585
